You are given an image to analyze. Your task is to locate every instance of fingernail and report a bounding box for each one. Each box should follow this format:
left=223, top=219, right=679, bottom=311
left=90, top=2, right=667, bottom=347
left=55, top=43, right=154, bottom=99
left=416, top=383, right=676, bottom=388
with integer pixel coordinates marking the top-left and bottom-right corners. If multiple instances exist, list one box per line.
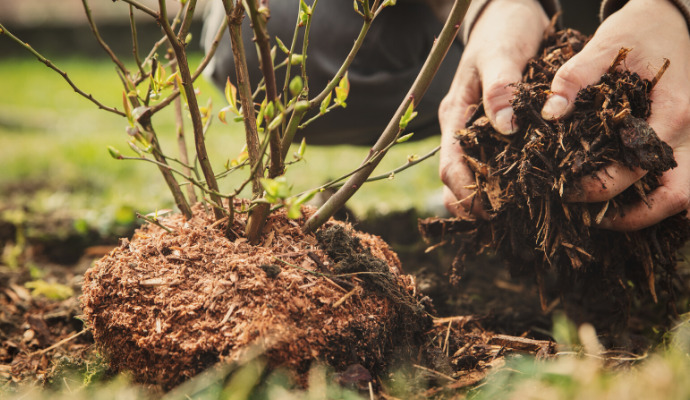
left=495, top=107, right=516, bottom=135
left=541, top=94, right=569, bottom=120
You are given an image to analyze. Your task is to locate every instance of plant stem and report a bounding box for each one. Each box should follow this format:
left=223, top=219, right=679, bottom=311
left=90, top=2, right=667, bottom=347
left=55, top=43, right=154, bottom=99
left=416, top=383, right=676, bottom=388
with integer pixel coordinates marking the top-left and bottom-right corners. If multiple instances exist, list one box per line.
left=171, top=62, right=198, bottom=204
left=129, top=5, right=147, bottom=78
left=148, top=16, right=228, bottom=115
left=223, top=0, right=269, bottom=243
left=118, top=0, right=158, bottom=18
left=0, top=24, right=125, bottom=117
left=138, top=123, right=194, bottom=219
left=302, top=0, right=471, bottom=233
left=364, top=145, right=440, bottom=183
left=158, top=0, right=224, bottom=220
left=177, top=0, right=197, bottom=41
left=245, top=0, right=283, bottom=178
left=306, top=18, right=371, bottom=112
left=82, top=0, right=129, bottom=79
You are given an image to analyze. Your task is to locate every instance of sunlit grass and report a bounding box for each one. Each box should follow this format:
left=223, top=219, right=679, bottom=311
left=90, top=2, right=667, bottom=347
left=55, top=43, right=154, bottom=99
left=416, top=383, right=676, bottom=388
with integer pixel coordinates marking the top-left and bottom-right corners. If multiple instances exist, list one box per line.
left=0, top=55, right=443, bottom=220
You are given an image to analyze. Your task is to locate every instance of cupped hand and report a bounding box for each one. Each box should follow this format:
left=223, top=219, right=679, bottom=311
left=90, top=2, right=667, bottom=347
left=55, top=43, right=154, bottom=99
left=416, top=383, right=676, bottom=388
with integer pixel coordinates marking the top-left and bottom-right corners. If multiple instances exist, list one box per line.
left=439, top=0, right=549, bottom=217
left=541, top=0, right=690, bottom=231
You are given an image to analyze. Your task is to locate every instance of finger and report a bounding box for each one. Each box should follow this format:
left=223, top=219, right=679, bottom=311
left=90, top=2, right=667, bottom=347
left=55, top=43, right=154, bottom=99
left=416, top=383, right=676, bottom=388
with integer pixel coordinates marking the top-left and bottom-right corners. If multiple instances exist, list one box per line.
left=542, top=43, right=617, bottom=120
left=565, top=163, right=647, bottom=202
left=443, top=184, right=488, bottom=219
left=477, top=56, right=524, bottom=135
left=598, top=152, right=690, bottom=231
left=439, top=132, right=488, bottom=218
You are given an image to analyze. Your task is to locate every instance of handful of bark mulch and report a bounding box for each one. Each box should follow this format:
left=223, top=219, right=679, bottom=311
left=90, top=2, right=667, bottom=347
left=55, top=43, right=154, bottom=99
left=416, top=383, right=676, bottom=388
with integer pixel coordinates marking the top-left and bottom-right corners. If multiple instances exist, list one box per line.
left=421, top=28, right=690, bottom=316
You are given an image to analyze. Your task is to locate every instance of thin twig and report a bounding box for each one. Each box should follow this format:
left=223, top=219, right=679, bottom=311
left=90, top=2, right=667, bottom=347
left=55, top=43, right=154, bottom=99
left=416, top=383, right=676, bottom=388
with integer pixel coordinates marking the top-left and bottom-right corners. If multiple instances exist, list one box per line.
left=118, top=0, right=158, bottom=18
left=148, top=16, right=228, bottom=116
left=129, top=4, right=147, bottom=77
left=158, top=0, right=223, bottom=220
left=303, top=0, right=471, bottom=232
left=171, top=62, right=198, bottom=204
left=82, top=0, right=129, bottom=78
left=29, top=329, right=89, bottom=356
left=363, top=145, right=440, bottom=183
left=0, top=24, right=125, bottom=117
left=177, top=0, right=197, bottom=41
left=412, top=364, right=457, bottom=382
left=245, top=0, right=282, bottom=178
left=223, top=0, right=270, bottom=243
left=299, top=0, right=320, bottom=92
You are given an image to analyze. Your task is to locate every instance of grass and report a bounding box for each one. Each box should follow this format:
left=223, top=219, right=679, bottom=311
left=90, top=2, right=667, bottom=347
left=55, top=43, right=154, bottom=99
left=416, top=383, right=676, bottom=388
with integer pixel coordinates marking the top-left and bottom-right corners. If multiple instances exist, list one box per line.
left=0, top=54, right=444, bottom=224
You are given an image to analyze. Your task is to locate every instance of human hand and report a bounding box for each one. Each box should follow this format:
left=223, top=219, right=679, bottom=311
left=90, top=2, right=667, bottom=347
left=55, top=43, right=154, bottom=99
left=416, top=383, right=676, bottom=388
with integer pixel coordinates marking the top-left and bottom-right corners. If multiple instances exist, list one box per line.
left=439, top=0, right=549, bottom=217
left=541, top=0, right=690, bottom=231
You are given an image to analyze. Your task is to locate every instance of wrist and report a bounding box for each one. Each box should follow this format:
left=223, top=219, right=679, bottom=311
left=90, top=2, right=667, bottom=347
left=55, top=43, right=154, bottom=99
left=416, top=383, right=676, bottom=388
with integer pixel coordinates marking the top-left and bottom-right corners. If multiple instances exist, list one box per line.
left=461, top=0, right=559, bottom=44
left=601, top=0, right=690, bottom=34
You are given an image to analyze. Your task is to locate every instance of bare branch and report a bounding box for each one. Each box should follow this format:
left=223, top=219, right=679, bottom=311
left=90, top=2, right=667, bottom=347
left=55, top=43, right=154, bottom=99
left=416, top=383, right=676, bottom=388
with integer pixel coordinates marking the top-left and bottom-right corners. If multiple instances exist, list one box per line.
left=158, top=0, right=223, bottom=220
left=129, top=4, right=147, bottom=77
left=0, top=23, right=125, bottom=117
left=82, top=0, right=129, bottom=79
left=303, top=0, right=471, bottom=232
left=118, top=0, right=158, bottom=18
left=245, top=0, right=283, bottom=178
left=148, top=16, right=229, bottom=116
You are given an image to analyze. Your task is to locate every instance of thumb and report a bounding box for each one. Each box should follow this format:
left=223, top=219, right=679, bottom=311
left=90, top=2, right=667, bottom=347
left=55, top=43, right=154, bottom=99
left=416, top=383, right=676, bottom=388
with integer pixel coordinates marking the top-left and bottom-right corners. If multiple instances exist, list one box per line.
left=541, top=45, right=614, bottom=120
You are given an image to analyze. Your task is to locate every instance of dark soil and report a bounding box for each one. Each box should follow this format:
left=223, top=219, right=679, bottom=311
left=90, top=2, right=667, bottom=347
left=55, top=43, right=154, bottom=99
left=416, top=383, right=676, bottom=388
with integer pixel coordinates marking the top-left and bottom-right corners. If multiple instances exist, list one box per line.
left=1, top=197, right=559, bottom=396
left=421, top=28, right=690, bottom=336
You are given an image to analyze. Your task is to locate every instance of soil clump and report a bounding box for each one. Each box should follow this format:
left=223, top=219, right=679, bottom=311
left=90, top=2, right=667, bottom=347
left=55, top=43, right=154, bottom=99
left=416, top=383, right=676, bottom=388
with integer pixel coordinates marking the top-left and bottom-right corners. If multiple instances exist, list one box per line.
left=421, top=28, right=690, bottom=332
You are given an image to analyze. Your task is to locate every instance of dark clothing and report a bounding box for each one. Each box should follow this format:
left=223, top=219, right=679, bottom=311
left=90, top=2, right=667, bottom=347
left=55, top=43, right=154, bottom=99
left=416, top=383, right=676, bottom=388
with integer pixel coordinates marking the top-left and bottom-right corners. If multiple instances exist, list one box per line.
left=203, top=0, right=463, bottom=146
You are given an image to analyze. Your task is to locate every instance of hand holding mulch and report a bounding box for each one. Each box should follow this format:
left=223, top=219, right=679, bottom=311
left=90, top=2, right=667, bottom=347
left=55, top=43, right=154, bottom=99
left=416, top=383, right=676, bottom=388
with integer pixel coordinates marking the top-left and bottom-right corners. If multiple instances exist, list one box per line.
left=422, top=27, right=690, bottom=328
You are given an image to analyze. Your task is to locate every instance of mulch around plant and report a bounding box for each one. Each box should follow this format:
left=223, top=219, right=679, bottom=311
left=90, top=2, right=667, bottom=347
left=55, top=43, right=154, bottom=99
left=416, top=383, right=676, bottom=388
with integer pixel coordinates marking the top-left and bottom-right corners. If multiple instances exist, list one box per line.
left=81, top=202, right=522, bottom=390
left=1, top=201, right=559, bottom=395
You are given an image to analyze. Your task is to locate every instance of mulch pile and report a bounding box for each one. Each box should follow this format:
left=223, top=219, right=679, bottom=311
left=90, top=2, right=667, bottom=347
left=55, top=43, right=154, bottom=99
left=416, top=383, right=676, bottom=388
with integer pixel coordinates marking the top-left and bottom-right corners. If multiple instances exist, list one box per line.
left=421, top=28, right=690, bottom=328
left=81, top=202, right=433, bottom=388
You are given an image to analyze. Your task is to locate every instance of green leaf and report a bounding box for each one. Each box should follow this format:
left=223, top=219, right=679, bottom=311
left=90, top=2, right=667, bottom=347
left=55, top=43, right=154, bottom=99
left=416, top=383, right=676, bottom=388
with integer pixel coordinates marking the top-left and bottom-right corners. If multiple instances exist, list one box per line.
left=108, top=146, right=123, bottom=159
left=299, top=0, right=312, bottom=15
left=265, top=100, right=275, bottom=121
left=275, top=36, right=290, bottom=54
left=123, top=91, right=134, bottom=126
left=257, top=100, right=266, bottom=128
left=334, top=72, right=350, bottom=108
left=261, top=177, right=290, bottom=202
left=290, top=54, right=305, bottom=65
left=289, top=76, right=303, bottom=97
left=296, top=137, right=307, bottom=159
left=176, top=74, right=188, bottom=106
left=164, top=71, right=179, bottom=88
left=396, top=132, right=414, bottom=143
left=267, top=112, right=284, bottom=132
left=224, top=77, right=239, bottom=113
left=399, top=101, right=417, bottom=130
left=128, top=140, right=145, bottom=156
left=25, top=280, right=74, bottom=300
left=219, top=106, right=228, bottom=124
left=295, top=188, right=319, bottom=206
left=320, top=91, right=332, bottom=115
